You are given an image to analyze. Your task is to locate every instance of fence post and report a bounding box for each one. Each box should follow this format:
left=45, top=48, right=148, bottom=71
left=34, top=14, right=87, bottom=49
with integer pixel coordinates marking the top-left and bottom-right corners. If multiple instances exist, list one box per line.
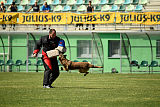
left=26, top=33, right=29, bottom=72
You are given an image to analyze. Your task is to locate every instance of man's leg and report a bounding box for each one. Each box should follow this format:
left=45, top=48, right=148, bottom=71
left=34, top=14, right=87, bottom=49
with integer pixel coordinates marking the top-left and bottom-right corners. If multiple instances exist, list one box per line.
left=2, top=24, right=6, bottom=30
left=85, top=24, right=89, bottom=30
left=48, top=24, right=51, bottom=30
left=43, top=69, right=51, bottom=86
left=42, top=58, right=52, bottom=86
left=49, top=58, right=59, bottom=86
left=92, top=24, right=95, bottom=30
left=10, top=24, right=12, bottom=28
left=13, top=24, right=15, bottom=30
left=42, top=25, right=46, bottom=30
left=35, top=24, right=39, bottom=30
left=75, top=24, right=78, bottom=30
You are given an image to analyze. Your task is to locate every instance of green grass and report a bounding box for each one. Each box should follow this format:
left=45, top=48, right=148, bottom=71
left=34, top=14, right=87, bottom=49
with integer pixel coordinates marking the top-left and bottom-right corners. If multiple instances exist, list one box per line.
left=0, top=72, right=160, bottom=107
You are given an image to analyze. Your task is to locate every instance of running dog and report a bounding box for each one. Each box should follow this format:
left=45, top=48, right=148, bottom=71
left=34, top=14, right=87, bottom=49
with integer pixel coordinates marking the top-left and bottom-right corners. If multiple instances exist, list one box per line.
left=59, top=53, right=103, bottom=76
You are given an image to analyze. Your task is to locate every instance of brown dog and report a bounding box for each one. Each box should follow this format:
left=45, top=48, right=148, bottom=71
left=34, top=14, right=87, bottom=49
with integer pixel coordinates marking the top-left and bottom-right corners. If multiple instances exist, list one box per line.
left=59, top=53, right=103, bottom=76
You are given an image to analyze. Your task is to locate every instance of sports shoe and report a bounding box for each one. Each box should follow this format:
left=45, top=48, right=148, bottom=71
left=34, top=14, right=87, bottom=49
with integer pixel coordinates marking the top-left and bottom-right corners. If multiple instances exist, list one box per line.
left=43, top=85, right=54, bottom=88
left=49, top=85, right=54, bottom=88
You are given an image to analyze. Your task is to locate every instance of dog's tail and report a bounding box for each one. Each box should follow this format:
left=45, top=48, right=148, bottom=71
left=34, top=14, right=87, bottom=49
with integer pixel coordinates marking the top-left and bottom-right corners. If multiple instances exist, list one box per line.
left=89, top=64, right=103, bottom=68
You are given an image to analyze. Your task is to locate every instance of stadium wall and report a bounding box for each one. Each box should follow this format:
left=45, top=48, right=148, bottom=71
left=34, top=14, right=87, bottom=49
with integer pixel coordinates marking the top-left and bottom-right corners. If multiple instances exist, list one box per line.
left=0, top=32, right=160, bottom=73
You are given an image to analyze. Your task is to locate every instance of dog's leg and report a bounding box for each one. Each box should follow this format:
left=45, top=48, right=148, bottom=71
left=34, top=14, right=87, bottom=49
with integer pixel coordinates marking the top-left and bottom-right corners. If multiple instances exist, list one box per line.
left=84, top=72, right=89, bottom=76
left=65, top=65, right=69, bottom=71
left=61, top=67, right=63, bottom=71
left=79, top=69, right=84, bottom=73
left=79, top=69, right=89, bottom=76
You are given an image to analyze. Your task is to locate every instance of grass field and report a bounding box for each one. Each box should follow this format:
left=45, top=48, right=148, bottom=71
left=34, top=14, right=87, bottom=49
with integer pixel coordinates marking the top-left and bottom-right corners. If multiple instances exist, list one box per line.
left=0, top=72, right=160, bottom=107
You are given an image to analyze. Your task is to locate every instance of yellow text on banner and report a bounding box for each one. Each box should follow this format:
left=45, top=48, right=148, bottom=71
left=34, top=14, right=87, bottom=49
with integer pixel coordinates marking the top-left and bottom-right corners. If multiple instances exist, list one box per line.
left=116, top=12, right=160, bottom=25
left=19, top=13, right=67, bottom=24
left=67, top=12, right=115, bottom=24
left=0, top=13, right=18, bottom=24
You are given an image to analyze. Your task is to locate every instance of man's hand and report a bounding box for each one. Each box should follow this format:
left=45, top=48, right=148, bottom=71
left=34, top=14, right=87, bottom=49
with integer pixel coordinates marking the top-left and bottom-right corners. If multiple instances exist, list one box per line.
left=33, top=53, right=37, bottom=58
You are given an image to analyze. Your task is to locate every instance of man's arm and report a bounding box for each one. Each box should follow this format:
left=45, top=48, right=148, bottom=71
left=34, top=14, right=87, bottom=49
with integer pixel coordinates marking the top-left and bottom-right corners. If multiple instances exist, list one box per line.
left=46, top=39, right=66, bottom=58
left=8, top=5, right=11, bottom=11
left=92, top=6, right=94, bottom=12
left=56, top=39, right=66, bottom=53
left=27, top=7, right=32, bottom=12
left=38, top=6, right=40, bottom=13
left=15, top=6, right=18, bottom=11
left=45, top=5, right=50, bottom=12
left=48, top=5, right=51, bottom=12
left=27, top=5, right=33, bottom=12
left=58, top=39, right=65, bottom=47
left=33, top=37, right=42, bottom=57
left=3, top=6, right=6, bottom=12
left=42, top=5, right=45, bottom=12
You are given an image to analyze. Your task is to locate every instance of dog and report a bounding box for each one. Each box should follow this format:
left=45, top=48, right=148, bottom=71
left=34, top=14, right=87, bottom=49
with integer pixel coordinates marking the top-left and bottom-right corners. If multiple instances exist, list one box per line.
left=58, top=53, right=103, bottom=76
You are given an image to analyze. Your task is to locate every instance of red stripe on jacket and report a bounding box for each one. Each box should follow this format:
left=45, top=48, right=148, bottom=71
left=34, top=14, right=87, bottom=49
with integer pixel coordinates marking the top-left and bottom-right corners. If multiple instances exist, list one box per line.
left=42, top=50, right=57, bottom=71
left=33, top=49, right=40, bottom=54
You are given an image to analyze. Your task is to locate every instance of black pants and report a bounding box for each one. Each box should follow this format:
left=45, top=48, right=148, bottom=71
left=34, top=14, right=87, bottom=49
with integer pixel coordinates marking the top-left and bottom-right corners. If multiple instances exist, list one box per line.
left=86, top=24, right=95, bottom=29
left=76, top=24, right=83, bottom=29
left=2, top=24, right=6, bottom=29
left=42, top=57, right=59, bottom=86
left=10, top=24, right=15, bottom=28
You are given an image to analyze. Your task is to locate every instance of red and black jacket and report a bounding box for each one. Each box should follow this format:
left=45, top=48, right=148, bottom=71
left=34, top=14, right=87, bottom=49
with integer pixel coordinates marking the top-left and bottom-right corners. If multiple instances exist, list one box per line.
left=33, top=35, right=61, bottom=59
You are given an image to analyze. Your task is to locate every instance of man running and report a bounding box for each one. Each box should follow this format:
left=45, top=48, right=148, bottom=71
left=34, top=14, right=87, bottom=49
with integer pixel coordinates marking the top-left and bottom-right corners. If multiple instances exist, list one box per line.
left=33, top=29, right=66, bottom=88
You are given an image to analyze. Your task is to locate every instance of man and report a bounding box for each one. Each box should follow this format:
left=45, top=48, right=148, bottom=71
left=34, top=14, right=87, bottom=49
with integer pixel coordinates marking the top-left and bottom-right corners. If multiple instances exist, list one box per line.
left=0, top=1, right=6, bottom=30
left=42, top=2, right=51, bottom=30
left=27, top=1, right=40, bottom=30
left=8, top=2, right=17, bottom=30
left=8, top=2, right=17, bottom=12
left=86, top=1, right=95, bottom=30
left=33, top=29, right=66, bottom=88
